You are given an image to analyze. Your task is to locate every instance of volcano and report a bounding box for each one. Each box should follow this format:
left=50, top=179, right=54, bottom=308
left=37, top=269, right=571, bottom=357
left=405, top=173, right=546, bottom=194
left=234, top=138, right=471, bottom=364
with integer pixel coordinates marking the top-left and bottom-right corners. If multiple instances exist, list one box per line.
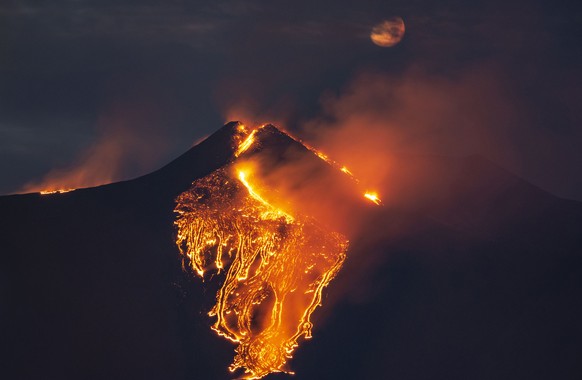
left=2, top=122, right=581, bottom=379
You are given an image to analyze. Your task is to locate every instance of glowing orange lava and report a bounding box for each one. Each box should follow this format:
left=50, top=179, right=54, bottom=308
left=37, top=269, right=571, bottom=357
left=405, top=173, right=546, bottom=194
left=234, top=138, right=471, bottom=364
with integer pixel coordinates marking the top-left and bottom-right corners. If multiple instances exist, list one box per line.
left=340, top=166, right=353, bottom=176
left=175, top=167, right=347, bottom=378
left=364, top=191, right=382, bottom=205
left=39, top=188, right=76, bottom=195
left=174, top=123, right=380, bottom=378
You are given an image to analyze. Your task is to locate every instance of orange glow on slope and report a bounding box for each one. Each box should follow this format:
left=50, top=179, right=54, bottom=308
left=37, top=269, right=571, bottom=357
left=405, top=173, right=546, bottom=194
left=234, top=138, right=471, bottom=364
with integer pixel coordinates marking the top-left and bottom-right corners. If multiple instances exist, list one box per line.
left=364, top=192, right=382, bottom=205
left=39, top=188, right=76, bottom=195
left=340, top=166, right=353, bottom=176
left=287, top=131, right=383, bottom=205
left=235, top=125, right=264, bottom=157
left=314, top=150, right=330, bottom=162
left=235, top=130, right=256, bottom=157
left=296, top=138, right=359, bottom=182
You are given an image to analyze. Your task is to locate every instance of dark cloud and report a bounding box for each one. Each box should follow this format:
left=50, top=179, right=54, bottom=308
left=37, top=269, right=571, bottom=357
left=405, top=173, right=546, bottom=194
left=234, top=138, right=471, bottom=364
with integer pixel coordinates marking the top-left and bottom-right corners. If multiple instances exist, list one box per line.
left=1, top=0, right=581, bottom=198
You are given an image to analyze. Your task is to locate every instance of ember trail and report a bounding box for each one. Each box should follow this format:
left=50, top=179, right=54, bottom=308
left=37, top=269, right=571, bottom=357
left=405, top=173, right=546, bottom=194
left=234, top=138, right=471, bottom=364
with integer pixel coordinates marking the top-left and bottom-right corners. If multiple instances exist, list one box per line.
left=174, top=124, right=379, bottom=378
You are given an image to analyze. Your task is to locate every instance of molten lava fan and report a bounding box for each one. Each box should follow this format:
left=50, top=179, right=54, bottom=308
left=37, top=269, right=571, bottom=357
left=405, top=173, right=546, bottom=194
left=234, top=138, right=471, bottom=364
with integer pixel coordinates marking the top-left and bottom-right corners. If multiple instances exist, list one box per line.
left=174, top=124, right=379, bottom=378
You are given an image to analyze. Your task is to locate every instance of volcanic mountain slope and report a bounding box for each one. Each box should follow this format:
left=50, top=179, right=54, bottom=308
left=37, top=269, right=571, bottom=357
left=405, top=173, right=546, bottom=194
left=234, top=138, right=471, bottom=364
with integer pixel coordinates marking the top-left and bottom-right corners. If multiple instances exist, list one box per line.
left=1, top=122, right=581, bottom=379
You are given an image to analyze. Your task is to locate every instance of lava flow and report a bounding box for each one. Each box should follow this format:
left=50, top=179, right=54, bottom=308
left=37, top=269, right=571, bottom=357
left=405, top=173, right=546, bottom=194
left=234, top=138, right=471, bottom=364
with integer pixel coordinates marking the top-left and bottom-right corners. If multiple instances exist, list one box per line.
left=39, top=188, right=76, bottom=195
left=174, top=124, right=379, bottom=378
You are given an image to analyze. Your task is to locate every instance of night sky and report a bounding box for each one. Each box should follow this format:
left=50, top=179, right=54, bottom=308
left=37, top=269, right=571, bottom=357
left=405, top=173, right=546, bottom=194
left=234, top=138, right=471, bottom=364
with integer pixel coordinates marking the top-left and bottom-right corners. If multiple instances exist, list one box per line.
left=1, top=0, right=581, bottom=199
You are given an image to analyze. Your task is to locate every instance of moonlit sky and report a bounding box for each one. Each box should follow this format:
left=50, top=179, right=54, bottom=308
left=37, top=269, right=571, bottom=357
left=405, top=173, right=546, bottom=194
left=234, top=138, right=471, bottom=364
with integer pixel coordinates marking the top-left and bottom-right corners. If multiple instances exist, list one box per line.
left=1, top=0, right=581, bottom=199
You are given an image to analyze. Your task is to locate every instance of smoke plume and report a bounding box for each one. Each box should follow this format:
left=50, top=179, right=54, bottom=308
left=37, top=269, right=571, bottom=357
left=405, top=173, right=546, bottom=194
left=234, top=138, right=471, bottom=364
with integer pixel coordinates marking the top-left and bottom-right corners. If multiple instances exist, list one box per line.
left=21, top=76, right=183, bottom=193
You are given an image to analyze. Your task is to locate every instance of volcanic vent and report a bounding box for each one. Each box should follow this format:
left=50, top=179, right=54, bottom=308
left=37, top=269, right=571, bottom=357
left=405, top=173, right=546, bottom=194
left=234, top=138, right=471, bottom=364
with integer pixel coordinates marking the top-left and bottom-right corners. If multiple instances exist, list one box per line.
left=174, top=123, right=379, bottom=378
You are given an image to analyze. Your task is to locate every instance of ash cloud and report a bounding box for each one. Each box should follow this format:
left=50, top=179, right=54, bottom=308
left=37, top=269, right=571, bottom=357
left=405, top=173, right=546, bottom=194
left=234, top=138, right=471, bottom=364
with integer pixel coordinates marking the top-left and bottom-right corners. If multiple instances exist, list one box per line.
left=299, top=62, right=582, bottom=202
left=300, top=65, right=520, bottom=195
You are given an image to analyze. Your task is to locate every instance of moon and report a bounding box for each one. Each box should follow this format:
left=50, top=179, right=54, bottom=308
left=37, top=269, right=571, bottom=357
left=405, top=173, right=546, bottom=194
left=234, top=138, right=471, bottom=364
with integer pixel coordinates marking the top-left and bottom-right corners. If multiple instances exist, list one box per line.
left=370, top=17, right=405, bottom=47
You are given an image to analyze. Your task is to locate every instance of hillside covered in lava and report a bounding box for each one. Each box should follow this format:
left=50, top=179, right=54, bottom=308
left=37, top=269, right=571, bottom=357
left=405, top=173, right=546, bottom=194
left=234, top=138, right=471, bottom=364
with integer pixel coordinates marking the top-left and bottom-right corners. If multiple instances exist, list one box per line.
left=1, top=122, right=581, bottom=379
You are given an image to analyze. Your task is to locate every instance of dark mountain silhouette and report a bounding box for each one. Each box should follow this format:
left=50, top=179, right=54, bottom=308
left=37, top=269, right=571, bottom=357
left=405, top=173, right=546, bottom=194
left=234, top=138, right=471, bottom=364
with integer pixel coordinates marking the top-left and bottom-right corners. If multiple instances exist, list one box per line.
left=1, top=122, right=581, bottom=379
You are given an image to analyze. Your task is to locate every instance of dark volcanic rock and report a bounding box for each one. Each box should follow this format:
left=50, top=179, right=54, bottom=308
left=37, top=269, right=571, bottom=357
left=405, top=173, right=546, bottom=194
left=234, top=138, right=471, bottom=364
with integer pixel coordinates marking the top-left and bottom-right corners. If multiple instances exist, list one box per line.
left=1, top=122, right=581, bottom=380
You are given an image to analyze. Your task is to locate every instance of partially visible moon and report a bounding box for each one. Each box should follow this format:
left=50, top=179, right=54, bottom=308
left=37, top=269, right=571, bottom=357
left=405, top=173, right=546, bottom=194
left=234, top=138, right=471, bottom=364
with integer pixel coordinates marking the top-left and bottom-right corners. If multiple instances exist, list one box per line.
left=370, top=17, right=405, bottom=47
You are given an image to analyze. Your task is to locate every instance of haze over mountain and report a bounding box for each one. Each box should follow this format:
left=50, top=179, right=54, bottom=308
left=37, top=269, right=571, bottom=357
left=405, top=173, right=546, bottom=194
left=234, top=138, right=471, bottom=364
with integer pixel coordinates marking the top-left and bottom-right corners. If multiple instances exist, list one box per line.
left=1, top=122, right=581, bottom=379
